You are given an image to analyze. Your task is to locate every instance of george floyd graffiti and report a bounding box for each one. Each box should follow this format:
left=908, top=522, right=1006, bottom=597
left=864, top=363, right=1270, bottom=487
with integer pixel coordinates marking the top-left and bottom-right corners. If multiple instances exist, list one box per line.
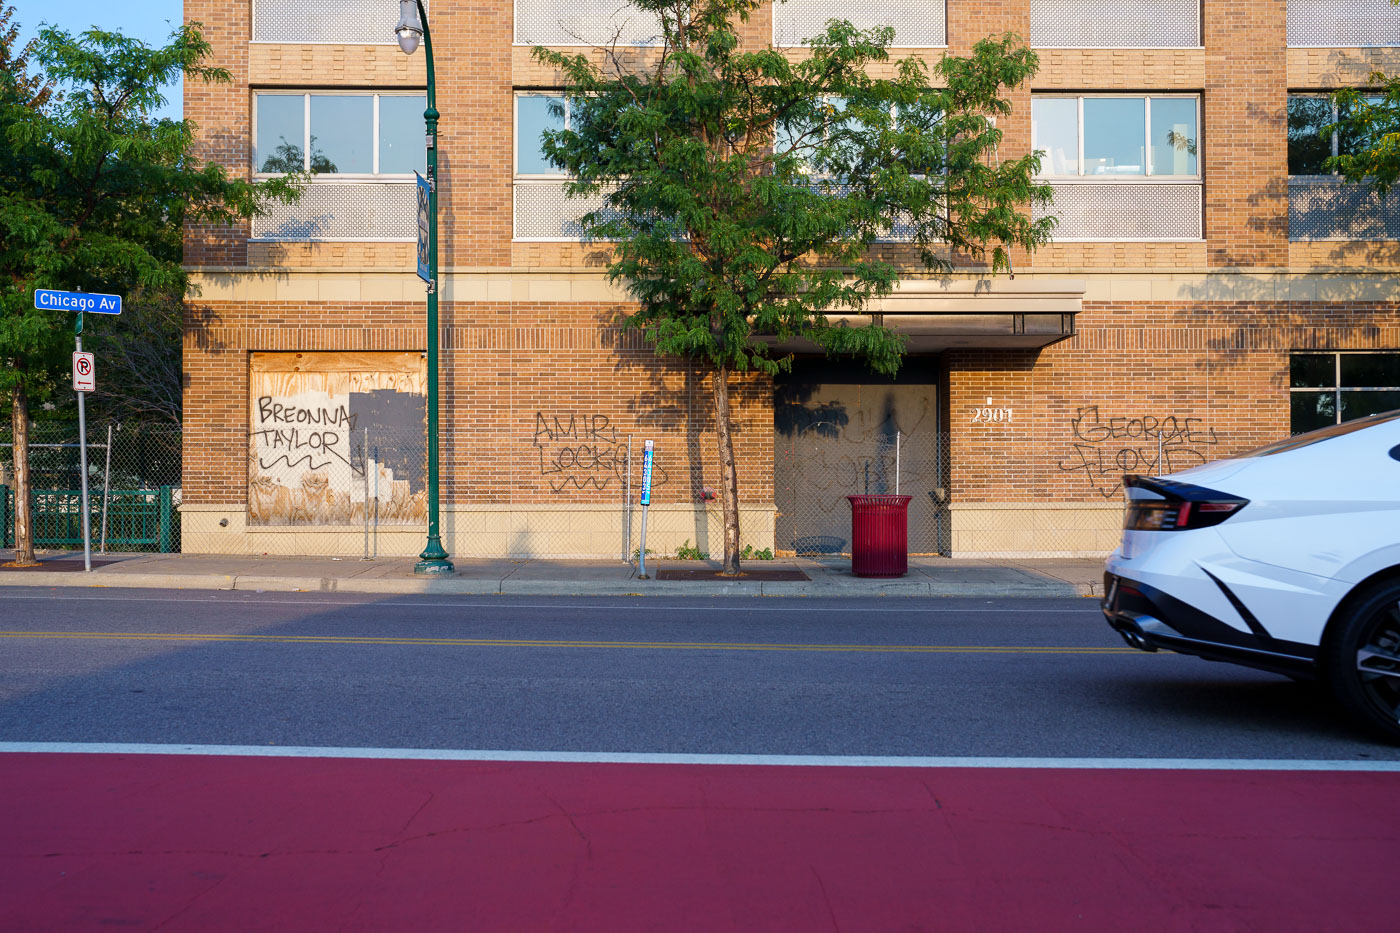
left=1057, top=405, right=1220, bottom=498
left=248, top=352, right=428, bottom=525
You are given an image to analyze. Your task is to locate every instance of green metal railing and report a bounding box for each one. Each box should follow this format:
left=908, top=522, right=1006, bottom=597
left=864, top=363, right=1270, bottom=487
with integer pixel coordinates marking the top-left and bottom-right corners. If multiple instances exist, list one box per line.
left=1, top=485, right=175, bottom=552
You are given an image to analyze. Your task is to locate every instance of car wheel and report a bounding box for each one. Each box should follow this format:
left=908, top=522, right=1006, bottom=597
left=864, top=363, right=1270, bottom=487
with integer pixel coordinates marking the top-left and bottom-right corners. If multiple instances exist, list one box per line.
left=1323, top=581, right=1400, bottom=743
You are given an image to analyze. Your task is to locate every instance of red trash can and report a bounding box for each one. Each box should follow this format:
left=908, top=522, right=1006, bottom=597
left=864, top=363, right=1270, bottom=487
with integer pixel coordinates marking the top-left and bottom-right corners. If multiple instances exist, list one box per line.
left=847, top=495, right=913, bottom=577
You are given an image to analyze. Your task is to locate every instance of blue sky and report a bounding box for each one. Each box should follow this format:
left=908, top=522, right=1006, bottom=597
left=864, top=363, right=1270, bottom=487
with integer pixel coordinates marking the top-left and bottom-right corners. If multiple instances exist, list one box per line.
left=12, top=0, right=186, bottom=119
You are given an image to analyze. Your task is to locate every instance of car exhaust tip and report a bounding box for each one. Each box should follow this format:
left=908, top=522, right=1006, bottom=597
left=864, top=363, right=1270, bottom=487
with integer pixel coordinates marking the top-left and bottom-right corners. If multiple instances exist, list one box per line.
left=1109, top=616, right=1156, bottom=652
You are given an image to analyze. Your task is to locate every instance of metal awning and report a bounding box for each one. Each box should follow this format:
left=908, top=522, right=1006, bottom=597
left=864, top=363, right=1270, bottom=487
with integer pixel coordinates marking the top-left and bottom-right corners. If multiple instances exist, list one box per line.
left=759, top=277, right=1085, bottom=353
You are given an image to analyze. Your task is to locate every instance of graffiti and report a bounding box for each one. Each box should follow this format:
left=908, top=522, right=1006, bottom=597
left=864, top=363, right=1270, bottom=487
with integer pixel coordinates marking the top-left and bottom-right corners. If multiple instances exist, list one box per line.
left=531, top=412, right=668, bottom=494
left=249, top=389, right=426, bottom=525
left=1058, top=405, right=1220, bottom=498
left=533, top=412, right=625, bottom=493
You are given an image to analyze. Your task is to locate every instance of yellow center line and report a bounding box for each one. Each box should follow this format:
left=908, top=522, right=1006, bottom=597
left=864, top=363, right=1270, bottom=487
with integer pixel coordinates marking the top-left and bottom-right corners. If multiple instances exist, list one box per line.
left=0, top=630, right=1134, bottom=654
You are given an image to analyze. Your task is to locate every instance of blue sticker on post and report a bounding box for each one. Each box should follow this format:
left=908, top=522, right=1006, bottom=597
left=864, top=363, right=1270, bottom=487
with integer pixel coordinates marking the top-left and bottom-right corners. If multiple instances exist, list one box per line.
left=35, top=289, right=122, bottom=314
left=639, top=440, right=655, bottom=506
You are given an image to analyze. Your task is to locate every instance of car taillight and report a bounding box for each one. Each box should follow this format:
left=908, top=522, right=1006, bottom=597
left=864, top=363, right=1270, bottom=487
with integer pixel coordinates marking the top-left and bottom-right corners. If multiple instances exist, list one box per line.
left=1123, top=476, right=1248, bottom=531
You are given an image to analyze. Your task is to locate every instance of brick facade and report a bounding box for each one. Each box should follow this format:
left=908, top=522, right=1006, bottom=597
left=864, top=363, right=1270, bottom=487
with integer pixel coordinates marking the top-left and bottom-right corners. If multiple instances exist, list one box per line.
left=184, top=1, right=1400, bottom=558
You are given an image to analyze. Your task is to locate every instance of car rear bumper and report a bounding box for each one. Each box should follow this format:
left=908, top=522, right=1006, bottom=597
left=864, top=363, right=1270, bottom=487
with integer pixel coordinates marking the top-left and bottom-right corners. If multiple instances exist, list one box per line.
left=1102, top=572, right=1318, bottom=679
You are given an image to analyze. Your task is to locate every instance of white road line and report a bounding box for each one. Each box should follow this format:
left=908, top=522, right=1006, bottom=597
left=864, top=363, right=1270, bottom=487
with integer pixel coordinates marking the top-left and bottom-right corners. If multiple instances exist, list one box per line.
left=0, top=593, right=1099, bottom=613
left=1, top=742, right=1396, bottom=771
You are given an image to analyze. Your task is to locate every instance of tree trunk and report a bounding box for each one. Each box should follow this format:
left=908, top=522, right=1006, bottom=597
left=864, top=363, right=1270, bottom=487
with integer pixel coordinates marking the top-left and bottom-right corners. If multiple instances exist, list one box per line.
left=711, top=363, right=741, bottom=576
left=7, top=383, right=36, bottom=566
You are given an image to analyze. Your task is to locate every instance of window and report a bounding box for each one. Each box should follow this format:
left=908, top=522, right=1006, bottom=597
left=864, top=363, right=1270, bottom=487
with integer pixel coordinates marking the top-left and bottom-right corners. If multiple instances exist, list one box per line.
left=1032, top=95, right=1199, bottom=177
left=253, top=92, right=427, bottom=176
left=1288, top=94, right=1384, bottom=175
left=1290, top=352, right=1400, bottom=434
left=515, top=94, right=569, bottom=177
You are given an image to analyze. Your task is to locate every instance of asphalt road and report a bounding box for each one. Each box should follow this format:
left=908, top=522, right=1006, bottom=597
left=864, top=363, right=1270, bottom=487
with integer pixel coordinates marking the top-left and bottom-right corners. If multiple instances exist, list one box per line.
left=2, top=586, right=1397, bottom=759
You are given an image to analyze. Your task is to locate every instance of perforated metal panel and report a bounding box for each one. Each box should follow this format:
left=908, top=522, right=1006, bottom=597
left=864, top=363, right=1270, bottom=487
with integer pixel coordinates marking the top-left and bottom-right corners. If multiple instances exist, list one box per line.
left=773, top=2, right=946, bottom=48
left=515, top=1, right=663, bottom=46
left=1030, top=0, right=1199, bottom=48
left=251, top=182, right=417, bottom=240
left=1290, top=178, right=1400, bottom=240
left=1288, top=0, right=1400, bottom=47
left=1035, top=183, right=1202, bottom=240
left=252, top=0, right=427, bottom=44
left=514, top=182, right=618, bottom=239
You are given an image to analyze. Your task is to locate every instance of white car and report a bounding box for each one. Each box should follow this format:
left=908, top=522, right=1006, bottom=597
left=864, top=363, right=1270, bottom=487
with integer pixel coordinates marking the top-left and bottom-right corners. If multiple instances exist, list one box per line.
left=1102, top=410, right=1400, bottom=741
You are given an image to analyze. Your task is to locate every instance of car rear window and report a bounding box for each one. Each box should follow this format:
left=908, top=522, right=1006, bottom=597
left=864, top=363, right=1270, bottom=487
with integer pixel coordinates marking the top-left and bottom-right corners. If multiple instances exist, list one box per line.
left=1235, top=409, right=1400, bottom=458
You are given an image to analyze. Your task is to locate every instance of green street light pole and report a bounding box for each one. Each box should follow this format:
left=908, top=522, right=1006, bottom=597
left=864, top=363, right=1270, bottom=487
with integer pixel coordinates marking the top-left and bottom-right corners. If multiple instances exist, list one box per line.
left=396, top=0, right=453, bottom=574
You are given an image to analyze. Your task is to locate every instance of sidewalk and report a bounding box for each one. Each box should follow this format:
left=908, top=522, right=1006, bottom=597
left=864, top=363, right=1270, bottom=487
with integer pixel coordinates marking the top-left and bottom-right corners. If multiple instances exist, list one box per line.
left=0, top=549, right=1104, bottom=598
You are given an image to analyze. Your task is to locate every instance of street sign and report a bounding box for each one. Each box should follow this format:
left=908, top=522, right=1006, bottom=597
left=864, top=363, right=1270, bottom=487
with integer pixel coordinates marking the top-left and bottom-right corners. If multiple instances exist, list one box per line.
left=415, top=172, right=431, bottom=283
left=35, top=289, right=122, bottom=314
left=72, top=351, right=95, bottom=392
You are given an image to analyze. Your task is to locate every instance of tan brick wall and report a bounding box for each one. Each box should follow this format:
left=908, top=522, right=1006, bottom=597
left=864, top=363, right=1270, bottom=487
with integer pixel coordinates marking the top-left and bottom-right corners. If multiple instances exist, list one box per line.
left=947, top=299, right=1400, bottom=507
left=1204, top=1, right=1288, bottom=267
left=185, top=0, right=250, bottom=266
left=1287, top=48, right=1400, bottom=88
left=1033, top=49, right=1205, bottom=91
left=249, top=44, right=426, bottom=86
left=1033, top=242, right=1208, bottom=271
left=1289, top=242, right=1400, bottom=269
left=246, top=242, right=418, bottom=269
left=182, top=298, right=773, bottom=511
left=181, top=1, right=1400, bottom=558
left=438, top=0, right=513, bottom=267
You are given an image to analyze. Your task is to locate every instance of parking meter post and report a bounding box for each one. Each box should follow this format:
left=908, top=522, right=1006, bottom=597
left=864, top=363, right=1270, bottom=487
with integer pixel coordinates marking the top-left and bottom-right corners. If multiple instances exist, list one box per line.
left=637, top=440, right=655, bottom=579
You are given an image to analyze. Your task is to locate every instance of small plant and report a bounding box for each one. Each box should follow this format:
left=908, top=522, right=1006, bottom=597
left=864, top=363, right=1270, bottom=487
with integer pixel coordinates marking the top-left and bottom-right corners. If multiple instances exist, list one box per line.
left=674, top=539, right=709, bottom=560
left=631, top=546, right=655, bottom=561
left=740, top=544, right=775, bottom=561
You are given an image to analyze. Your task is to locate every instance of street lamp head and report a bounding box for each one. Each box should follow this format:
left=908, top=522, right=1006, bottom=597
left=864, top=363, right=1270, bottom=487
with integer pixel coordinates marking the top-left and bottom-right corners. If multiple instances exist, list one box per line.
left=395, top=0, right=422, bottom=54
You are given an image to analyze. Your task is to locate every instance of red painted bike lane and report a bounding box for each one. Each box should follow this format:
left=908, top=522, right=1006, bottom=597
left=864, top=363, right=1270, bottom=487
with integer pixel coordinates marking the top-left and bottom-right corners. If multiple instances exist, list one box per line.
left=2, top=752, right=1397, bottom=931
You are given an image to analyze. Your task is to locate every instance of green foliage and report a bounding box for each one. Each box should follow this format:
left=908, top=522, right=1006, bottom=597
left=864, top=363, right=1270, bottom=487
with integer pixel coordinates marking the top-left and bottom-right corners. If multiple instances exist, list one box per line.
left=740, top=543, right=773, bottom=561
left=1328, top=80, right=1400, bottom=197
left=534, top=0, right=1052, bottom=379
left=0, top=17, right=303, bottom=404
left=1323, top=0, right=1400, bottom=197
left=675, top=539, right=709, bottom=560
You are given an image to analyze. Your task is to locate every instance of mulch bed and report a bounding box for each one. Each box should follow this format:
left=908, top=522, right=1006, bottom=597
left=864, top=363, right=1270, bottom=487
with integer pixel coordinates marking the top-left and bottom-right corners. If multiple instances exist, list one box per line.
left=1, top=559, right=125, bottom=572
left=654, top=567, right=809, bottom=582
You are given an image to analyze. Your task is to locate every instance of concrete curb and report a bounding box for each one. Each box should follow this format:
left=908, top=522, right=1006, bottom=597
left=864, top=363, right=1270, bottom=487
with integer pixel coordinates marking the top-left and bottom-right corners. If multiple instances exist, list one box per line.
left=0, top=570, right=1097, bottom=598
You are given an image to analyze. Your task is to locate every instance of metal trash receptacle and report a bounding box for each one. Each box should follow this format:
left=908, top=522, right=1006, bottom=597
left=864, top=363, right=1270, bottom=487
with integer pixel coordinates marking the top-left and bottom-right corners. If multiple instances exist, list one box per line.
left=847, top=494, right=913, bottom=577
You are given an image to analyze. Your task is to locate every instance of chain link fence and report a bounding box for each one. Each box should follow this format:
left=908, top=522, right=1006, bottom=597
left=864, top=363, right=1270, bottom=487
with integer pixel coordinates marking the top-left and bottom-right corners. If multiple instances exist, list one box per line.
left=2, top=421, right=182, bottom=553
left=774, top=430, right=953, bottom=558
left=4, top=419, right=1126, bottom=561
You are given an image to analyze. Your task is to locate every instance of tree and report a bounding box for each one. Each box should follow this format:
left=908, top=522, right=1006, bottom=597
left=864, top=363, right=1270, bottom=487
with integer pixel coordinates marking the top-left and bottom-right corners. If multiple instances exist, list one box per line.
left=1326, top=0, right=1400, bottom=195
left=1327, top=81, right=1400, bottom=197
left=0, top=16, right=300, bottom=565
left=535, top=0, right=1052, bottom=574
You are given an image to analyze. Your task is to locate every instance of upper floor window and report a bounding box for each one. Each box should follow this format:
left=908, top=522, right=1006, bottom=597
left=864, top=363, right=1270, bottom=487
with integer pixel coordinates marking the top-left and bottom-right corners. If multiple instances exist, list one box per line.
left=252, top=0, right=426, bottom=44
left=1032, top=95, right=1199, bottom=177
left=1288, top=94, right=1384, bottom=175
left=1288, top=0, right=1400, bottom=49
left=254, top=92, right=427, bottom=176
left=514, top=0, right=663, bottom=46
left=773, top=3, right=946, bottom=48
left=1031, top=0, right=1200, bottom=48
left=515, top=94, right=571, bottom=177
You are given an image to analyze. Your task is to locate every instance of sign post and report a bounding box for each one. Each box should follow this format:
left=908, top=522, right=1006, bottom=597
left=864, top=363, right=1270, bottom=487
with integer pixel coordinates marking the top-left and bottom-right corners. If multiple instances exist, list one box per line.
left=36, top=289, right=121, bottom=572
left=636, top=440, right=655, bottom=579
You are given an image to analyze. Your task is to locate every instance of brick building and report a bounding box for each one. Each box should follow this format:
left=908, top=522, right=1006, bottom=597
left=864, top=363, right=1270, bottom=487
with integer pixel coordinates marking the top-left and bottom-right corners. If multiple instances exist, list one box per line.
left=182, top=0, right=1400, bottom=558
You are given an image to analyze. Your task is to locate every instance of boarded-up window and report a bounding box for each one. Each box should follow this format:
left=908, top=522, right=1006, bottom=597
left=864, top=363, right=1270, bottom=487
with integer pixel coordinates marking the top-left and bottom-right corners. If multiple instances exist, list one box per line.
left=248, top=352, right=427, bottom=526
